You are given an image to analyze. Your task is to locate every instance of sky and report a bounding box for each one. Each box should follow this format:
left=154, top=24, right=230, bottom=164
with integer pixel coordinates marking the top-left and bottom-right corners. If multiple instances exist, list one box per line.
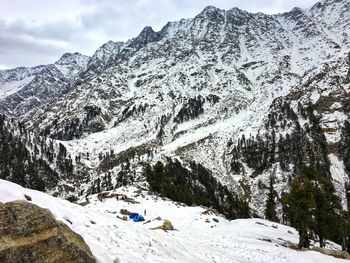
left=0, top=0, right=319, bottom=69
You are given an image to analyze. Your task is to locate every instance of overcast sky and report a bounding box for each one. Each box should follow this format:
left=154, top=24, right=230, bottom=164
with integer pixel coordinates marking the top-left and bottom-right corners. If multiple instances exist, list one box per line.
left=0, top=0, right=319, bottom=69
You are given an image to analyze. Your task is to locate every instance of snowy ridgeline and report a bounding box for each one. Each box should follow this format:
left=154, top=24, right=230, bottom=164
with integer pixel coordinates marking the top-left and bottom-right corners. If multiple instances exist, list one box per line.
left=0, top=179, right=345, bottom=263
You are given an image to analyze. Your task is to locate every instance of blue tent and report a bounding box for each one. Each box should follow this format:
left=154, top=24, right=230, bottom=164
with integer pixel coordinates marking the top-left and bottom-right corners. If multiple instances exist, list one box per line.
left=129, top=213, right=145, bottom=222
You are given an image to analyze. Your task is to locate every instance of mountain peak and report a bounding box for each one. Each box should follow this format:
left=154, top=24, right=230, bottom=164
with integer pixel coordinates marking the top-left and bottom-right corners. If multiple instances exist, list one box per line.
left=198, top=5, right=223, bottom=16
left=195, top=5, right=227, bottom=22
left=290, top=7, right=304, bottom=13
left=228, top=7, right=243, bottom=12
left=54, top=52, right=90, bottom=79
left=311, top=0, right=349, bottom=11
left=55, top=52, right=90, bottom=66
left=92, top=41, right=125, bottom=61
left=140, top=26, right=155, bottom=34
left=128, top=25, right=162, bottom=49
left=202, top=5, right=219, bottom=13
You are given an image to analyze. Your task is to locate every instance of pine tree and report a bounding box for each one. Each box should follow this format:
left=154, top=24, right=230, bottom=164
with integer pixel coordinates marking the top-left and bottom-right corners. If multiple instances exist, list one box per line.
left=283, top=171, right=315, bottom=249
left=314, top=186, right=327, bottom=247
left=342, top=183, right=350, bottom=252
left=283, top=166, right=343, bottom=248
left=265, top=174, right=278, bottom=222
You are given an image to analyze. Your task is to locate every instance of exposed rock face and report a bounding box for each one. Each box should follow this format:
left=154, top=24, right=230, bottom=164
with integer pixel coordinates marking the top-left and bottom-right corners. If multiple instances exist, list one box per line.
left=310, top=247, right=350, bottom=260
left=162, top=220, right=174, bottom=231
left=151, top=219, right=174, bottom=231
left=0, top=52, right=89, bottom=119
left=0, top=200, right=95, bottom=263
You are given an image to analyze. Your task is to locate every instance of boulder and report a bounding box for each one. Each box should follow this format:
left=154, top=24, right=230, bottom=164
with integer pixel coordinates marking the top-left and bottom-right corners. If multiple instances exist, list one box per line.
left=201, top=206, right=218, bottom=215
left=311, top=247, right=350, bottom=260
left=0, top=200, right=95, bottom=263
left=120, top=209, right=131, bottom=215
left=162, top=220, right=174, bottom=230
left=150, top=219, right=174, bottom=231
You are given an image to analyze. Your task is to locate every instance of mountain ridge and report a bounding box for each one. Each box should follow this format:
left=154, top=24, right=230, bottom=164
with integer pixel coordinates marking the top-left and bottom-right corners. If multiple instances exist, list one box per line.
left=0, top=0, right=349, bottom=220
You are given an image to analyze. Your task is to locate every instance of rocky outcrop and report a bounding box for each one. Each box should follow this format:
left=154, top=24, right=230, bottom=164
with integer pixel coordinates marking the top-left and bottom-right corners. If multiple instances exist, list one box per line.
left=150, top=220, right=175, bottom=231
left=0, top=200, right=95, bottom=263
left=310, top=247, right=350, bottom=260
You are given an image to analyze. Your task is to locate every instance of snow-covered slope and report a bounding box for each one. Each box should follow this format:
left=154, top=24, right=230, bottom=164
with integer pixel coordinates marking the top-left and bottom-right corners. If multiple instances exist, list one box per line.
left=0, top=76, right=35, bottom=100
left=0, top=52, right=90, bottom=118
left=0, top=65, right=47, bottom=100
left=55, top=52, right=90, bottom=80
left=0, top=179, right=346, bottom=263
left=0, top=65, right=46, bottom=83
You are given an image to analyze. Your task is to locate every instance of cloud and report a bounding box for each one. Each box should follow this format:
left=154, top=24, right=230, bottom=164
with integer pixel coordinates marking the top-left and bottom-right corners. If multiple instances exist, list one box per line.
left=0, top=0, right=319, bottom=69
left=0, top=20, right=66, bottom=67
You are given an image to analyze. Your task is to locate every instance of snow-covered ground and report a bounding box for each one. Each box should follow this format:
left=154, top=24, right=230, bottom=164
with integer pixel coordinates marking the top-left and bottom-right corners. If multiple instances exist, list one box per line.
left=0, top=179, right=346, bottom=263
left=0, top=76, right=34, bottom=99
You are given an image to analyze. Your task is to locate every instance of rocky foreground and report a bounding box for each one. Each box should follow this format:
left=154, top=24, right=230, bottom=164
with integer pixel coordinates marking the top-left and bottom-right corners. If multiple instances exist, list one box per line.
left=0, top=179, right=348, bottom=263
left=0, top=200, right=95, bottom=263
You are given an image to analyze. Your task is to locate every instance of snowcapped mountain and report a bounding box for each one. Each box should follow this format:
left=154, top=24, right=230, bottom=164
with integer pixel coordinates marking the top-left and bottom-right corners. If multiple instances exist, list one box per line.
left=0, top=65, right=46, bottom=84
left=0, top=0, right=349, bottom=219
left=55, top=52, right=90, bottom=80
left=0, top=52, right=90, bottom=118
left=0, top=65, right=46, bottom=100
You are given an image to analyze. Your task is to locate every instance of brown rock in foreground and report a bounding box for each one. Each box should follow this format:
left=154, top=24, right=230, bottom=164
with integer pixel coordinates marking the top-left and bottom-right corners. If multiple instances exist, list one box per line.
left=0, top=200, right=96, bottom=263
left=310, top=247, right=350, bottom=260
left=150, top=219, right=175, bottom=231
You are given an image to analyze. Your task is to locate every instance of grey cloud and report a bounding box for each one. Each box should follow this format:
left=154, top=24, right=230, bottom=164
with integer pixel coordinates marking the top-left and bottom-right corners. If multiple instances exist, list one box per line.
left=0, top=0, right=319, bottom=69
left=0, top=34, right=65, bottom=67
left=4, top=20, right=79, bottom=42
left=0, top=18, right=99, bottom=68
left=0, top=22, right=67, bottom=67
